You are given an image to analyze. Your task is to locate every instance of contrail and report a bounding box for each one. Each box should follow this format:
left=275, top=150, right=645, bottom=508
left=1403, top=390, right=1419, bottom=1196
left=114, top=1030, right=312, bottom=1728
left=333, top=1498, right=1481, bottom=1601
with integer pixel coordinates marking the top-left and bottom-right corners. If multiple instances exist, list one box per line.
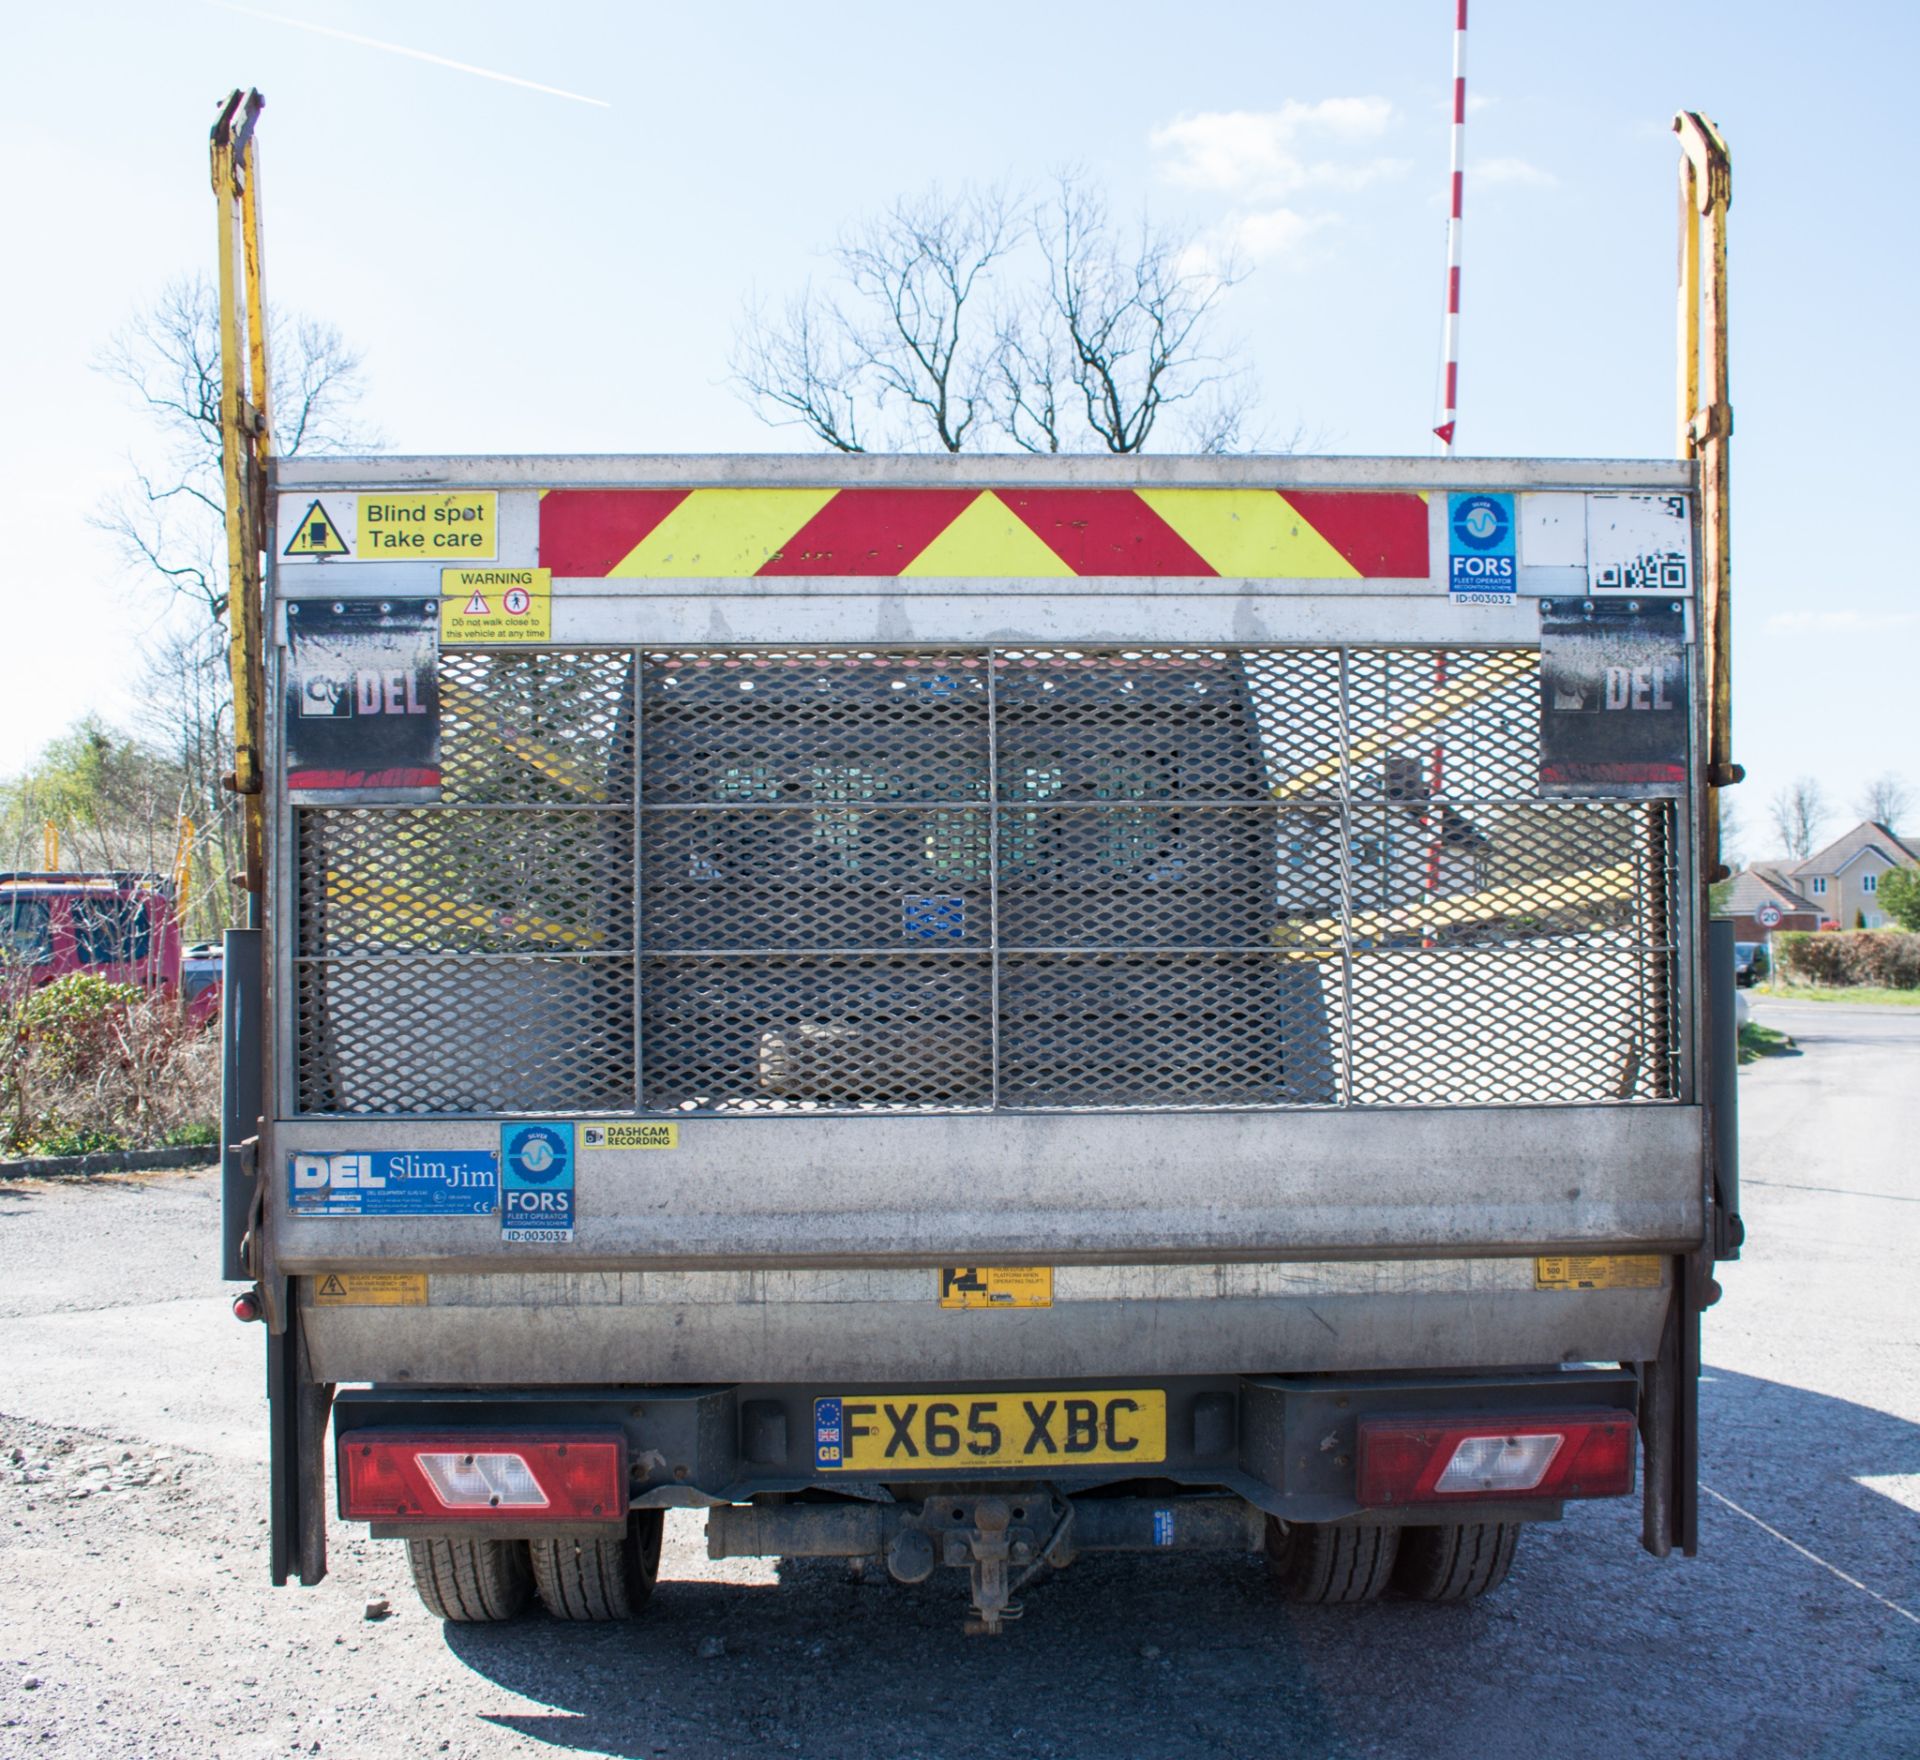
left=213, top=3, right=612, bottom=108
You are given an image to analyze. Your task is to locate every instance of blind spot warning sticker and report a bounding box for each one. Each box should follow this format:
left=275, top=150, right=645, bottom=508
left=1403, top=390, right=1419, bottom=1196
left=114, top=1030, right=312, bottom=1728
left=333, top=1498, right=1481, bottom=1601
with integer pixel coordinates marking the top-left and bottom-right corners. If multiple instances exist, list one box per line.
left=938, top=1267, right=1054, bottom=1309
left=311, top=1272, right=427, bottom=1307
left=1534, top=1255, right=1663, bottom=1291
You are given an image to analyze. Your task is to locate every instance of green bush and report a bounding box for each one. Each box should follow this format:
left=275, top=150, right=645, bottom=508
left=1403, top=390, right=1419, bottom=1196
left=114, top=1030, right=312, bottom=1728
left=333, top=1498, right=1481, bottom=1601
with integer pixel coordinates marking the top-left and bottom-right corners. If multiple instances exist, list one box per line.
left=18, top=973, right=146, bottom=1076
left=1879, top=866, right=1920, bottom=932
left=1776, top=929, right=1920, bottom=990
left=26, top=1125, right=130, bottom=1158
left=2, top=975, right=217, bottom=1158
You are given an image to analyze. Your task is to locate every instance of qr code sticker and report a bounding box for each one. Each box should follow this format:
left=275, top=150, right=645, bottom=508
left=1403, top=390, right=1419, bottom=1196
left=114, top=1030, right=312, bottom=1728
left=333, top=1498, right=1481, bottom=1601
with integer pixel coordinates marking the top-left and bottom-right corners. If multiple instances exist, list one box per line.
left=1594, top=554, right=1691, bottom=593
left=1588, top=495, right=1691, bottom=593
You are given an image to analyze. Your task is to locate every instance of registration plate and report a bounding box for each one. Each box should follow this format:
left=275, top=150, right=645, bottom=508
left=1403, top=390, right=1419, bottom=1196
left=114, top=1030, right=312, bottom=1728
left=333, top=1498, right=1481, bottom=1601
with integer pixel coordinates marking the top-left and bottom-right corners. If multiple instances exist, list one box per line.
left=813, top=1390, right=1166, bottom=1472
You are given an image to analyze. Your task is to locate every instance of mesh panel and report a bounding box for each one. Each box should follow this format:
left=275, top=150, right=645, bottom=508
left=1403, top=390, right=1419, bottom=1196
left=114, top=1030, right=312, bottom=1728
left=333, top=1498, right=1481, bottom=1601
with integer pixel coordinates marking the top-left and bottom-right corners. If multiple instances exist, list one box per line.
left=295, top=957, right=633, bottom=1114
left=292, top=641, right=1686, bottom=1116
left=999, top=952, right=1336, bottom=1107
left=641, top=650, right=989, bottom=805
left=298, top=810, right=632, bottom=956
left=642, top=955, right=991, bottom=1112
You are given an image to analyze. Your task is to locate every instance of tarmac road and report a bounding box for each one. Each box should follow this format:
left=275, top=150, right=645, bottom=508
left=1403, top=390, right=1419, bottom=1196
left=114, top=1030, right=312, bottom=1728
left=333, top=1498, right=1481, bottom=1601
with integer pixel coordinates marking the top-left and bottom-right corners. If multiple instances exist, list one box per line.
left=1, top=998, right=1915, bottom=1759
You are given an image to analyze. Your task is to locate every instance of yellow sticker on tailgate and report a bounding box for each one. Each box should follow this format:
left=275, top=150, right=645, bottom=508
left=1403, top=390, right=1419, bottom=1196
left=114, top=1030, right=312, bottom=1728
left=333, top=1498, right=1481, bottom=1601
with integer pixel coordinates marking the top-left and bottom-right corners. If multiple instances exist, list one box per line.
left=938, top=1267, right=1053, bottom=1309
left=311, top=1272, right=427, bottom=1307
left=1534, top=1255, right=1663, bottom=1290
left=813, top=1389, right=1164, bottom=1472
left=581, top=1122, right=678, bottom=1150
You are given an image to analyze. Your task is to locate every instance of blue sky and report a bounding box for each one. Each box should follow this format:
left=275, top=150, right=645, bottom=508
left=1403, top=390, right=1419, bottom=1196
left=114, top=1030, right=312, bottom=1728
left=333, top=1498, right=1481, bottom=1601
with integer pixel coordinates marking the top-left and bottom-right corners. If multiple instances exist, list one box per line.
left=1, top=1, right=1912, bottom=851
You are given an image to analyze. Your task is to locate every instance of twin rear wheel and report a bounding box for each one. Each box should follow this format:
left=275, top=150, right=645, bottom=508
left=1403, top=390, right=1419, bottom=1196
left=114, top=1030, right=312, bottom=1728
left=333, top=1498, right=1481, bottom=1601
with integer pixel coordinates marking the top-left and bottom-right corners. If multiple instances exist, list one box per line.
left=407, top=1512, right=666, bottom=1623
left=1265, top=1516, right=1522, bottom=1604
left=408, top=1509, right=1517, bottom=1621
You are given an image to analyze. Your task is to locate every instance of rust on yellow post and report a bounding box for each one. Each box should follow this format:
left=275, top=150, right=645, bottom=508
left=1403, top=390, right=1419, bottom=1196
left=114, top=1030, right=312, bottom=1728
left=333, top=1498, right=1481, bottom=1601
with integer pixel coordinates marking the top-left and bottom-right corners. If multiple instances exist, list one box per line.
left=42, top=822, right=58, bottom=872
left=1673, top=111, right=1737, bottom=889
left=211, top=89, right=271, bottom=897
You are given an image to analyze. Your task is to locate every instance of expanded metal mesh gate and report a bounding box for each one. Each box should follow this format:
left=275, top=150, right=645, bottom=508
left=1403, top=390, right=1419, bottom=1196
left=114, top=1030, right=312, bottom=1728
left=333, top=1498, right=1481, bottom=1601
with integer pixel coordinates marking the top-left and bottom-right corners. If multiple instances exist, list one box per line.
left=292, top=646, right=1681, bottom=1116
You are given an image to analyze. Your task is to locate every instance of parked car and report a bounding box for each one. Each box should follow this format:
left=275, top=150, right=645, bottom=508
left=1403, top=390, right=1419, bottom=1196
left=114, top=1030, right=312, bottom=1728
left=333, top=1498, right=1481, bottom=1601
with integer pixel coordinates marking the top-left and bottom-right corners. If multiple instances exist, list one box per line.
left=1733, top=941, right=1768, bottom=987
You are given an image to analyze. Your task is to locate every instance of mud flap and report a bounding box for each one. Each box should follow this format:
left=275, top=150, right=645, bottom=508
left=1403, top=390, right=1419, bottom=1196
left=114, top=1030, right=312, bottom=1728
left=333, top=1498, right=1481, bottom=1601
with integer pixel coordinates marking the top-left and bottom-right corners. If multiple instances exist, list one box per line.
left=1639, top=1258, right=1702, bottom=1559
left=268, top=1297, right=334, bottom=1587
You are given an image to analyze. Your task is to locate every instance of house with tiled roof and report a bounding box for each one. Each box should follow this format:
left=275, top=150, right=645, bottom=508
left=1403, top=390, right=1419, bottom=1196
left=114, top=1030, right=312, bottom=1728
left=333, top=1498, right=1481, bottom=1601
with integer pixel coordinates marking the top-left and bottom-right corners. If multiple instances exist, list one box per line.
left=1789, top=822, right=1920, bottom=930
left=1725, top=864, right=1822, bottom=941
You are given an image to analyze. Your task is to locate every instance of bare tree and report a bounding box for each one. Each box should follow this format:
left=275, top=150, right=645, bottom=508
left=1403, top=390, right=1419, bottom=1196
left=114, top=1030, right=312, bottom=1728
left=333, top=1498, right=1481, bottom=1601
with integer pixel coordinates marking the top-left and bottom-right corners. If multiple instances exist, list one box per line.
left=84, top=276, right=378, bottom=934
left=93, top=276, right=379, bottom=622
left=1770, top=776, right=1832, bottom=862
left=1855, top=772, right=1912, bottom=833
left=735, top=175, right=1260, bottom=454
left=1003, top=174, right=1255, bottom=455
left=735, top=186, right=1020, bottom=453
left=1716, top=792, right=1747, bottom=872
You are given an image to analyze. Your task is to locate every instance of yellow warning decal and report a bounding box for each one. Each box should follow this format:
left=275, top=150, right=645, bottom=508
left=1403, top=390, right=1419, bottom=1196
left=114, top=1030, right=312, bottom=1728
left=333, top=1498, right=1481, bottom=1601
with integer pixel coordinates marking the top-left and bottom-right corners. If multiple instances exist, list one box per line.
left=357, top=491, right=497, bottom=560
left=1534, top=1255, right=1663, bottom=1291
left=441, top=568, right=552, bottom=642
left=581, top=1122, right=679, bottom=1150
left=312, top=1272, right=428, bottom=1307
left=938, top=1267, right=1054, bottom=1309
left=285, top=499, right=350, bottom=558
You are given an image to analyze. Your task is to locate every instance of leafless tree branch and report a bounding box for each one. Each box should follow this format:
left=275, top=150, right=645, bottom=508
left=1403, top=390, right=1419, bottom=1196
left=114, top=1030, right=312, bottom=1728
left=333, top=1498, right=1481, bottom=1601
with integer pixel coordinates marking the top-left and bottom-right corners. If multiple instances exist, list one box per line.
left=1770, top=776, right=1832, bottom=863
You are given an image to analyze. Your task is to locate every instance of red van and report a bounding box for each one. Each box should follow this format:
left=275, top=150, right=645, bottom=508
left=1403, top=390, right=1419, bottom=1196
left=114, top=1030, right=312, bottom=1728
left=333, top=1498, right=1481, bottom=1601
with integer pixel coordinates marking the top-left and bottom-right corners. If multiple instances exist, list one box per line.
left=0, top=873, right=187, bottom=1003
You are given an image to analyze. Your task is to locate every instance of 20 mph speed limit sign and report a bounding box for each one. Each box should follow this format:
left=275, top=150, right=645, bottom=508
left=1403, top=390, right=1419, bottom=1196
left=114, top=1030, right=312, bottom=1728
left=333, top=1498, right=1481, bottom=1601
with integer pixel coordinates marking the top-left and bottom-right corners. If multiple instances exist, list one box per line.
left=1756, top=903, right=1782, bottom=928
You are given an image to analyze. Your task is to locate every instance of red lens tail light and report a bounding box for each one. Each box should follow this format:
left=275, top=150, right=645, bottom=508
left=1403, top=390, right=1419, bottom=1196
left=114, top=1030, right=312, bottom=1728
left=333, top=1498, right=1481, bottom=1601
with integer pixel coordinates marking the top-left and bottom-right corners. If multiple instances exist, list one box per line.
left=339, top=1430, right=627, bottom=1523
left=1357, top=1410, right=1634, bottom=1507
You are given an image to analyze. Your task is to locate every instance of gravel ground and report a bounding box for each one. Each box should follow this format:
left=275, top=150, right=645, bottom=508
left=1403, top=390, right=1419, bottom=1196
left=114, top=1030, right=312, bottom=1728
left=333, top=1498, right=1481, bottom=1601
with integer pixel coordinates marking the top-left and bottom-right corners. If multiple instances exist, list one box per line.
left=1, top=998, right=1915, bottom=1758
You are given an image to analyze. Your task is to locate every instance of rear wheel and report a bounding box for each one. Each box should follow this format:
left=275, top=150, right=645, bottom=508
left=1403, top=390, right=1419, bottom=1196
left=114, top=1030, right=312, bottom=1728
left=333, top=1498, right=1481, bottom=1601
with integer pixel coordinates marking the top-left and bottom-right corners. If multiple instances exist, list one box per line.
left=1264, top=1518, right=1397, bottom=1604
left=406, top=1536, right=533, bottom=1622
left=530, top=1511, right=666, bottom=1621
left=1392, top=1521, right=1522, bottom=1601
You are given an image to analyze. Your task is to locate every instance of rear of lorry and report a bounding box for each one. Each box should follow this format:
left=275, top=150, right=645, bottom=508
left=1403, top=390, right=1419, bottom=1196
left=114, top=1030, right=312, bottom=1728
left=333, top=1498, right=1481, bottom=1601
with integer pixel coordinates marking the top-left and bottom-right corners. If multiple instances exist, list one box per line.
left=225, top=457, right=1738, bottom=1630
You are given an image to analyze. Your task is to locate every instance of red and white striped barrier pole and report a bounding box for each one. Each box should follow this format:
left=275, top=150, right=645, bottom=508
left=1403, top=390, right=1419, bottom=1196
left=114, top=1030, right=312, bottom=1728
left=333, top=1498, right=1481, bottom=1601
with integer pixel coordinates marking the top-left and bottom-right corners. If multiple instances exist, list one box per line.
left=1435, top=0, right=1467, bottom=450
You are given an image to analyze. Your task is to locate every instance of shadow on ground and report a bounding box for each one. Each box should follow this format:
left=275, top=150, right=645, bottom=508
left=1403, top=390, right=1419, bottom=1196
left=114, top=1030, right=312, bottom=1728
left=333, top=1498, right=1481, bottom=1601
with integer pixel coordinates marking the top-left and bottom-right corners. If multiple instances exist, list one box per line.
left=437, top=1368, right=1920, bottom=1760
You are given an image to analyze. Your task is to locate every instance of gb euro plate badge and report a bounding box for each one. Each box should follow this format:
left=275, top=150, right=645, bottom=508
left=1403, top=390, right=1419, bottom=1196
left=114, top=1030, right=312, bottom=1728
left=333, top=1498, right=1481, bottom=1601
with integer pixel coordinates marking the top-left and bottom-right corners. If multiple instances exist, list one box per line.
left=1447, top=493, right=1516, bottom=604
left=502, top=1122, right=575, bottom=1243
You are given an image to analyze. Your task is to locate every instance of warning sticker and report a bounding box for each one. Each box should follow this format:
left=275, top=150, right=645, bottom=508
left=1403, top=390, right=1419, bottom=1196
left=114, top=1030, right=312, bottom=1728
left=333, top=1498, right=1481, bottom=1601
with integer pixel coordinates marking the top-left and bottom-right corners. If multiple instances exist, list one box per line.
left=284, top=498, right=351, bottom=558
left=581, top=1123, right=679, bottom=1150
left=312, top=1272, right=428, bottom=1307
left=1534, top=1255, right=1663, bottom=1291
left=938, top=1267, right=1054, bottom=1309
left=441, top=568, right=551, bottom=642
left=358, top=491, right=496, bottom=561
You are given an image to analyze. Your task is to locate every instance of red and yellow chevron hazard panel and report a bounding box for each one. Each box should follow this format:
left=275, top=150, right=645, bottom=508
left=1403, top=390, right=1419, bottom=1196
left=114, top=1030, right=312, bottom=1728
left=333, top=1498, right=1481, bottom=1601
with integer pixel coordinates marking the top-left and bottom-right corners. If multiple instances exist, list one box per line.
left=538, top=488, right=1429, bottom=580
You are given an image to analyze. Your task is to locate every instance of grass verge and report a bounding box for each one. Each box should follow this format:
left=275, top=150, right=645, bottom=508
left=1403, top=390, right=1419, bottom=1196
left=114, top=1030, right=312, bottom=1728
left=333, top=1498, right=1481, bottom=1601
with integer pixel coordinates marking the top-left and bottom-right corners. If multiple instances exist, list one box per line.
left=1737, top=1022, right=1796, bottom=1064
left=1756, top=984, right=1920, bottom=1008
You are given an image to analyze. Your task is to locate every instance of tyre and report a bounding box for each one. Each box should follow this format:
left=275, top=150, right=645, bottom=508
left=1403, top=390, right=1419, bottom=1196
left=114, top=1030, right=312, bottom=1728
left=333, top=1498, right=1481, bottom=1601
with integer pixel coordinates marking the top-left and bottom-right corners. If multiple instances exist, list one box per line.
left=530, top=1511, right=665, bottom=1621
left=1392, top=1521, right=1522, bottom=1601
left=406, top=1536, right=533, bottom=1622
left=1264, top=1518, right=1397, bottom=1604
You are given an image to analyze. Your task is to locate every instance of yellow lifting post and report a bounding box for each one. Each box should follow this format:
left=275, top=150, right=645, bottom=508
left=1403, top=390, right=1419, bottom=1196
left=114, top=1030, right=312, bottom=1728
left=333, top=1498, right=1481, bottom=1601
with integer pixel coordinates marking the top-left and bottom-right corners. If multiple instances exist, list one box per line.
left=1673, top=112, right=1740, bottom=887
left=210, top=89, right=272, bottom=900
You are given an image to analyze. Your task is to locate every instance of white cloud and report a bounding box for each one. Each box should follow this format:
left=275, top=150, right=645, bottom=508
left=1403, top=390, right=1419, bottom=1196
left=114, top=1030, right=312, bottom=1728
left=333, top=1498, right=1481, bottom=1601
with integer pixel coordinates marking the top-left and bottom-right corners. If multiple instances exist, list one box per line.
left=1150, top=99, right=1402, bottom=195
left=1177, top=208, right=1339, bottom=285
left=1232, top=208, right=1338, bottom=262
left=1766, top=610, right=1920, bottom=634
left=1471, top=155, right=1557, bottom=188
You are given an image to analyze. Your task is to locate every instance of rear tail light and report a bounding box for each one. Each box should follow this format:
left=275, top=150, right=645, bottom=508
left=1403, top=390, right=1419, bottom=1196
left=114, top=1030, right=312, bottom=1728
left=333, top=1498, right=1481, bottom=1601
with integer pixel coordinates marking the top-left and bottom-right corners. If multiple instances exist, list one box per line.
left=339, top=1431, right=627, bottom=1523
left=1357, top=1410, right=1633, bottom=1507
